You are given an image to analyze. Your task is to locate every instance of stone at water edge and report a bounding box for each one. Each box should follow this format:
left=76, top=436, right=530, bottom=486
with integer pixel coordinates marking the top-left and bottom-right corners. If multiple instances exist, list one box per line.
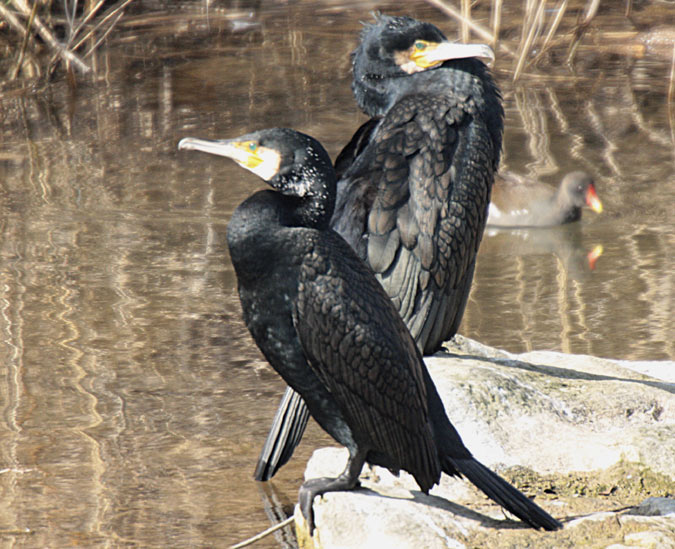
left=294, top=339, right=675, bottom=548
left=428, top=337, right=675, bottom=479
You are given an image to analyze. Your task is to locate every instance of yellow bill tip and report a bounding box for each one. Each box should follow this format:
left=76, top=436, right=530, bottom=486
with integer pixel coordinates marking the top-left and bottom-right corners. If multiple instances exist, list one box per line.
left=586, top=185, right=603, bottom=214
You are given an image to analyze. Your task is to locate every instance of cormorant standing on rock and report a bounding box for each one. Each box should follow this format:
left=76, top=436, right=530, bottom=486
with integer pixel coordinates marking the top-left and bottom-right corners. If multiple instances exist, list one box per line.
left=256, top=14, right=504, bottom=482
left=178, top=128, right=561, bottom=532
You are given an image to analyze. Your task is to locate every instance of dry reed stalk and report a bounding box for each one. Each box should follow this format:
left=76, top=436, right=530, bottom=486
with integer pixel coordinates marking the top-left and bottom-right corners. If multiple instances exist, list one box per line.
left=81, top=10, right=124, bottom=58
left=423, top=0, right=516, bottom=57
left=9, top=0, right=39, bottom=80
left=513, top=0, right=533, bottom=76
left=68, top=0, right=108, bottom=47
left=71, top=0, right=135, bottom=55
left=531, top=0, right=570, bottom=64
left=229, top=516, right=294, bottom=549
left=461, top=0, right=470, bottom=43
left=1, top=0, right=137, bottom=80
left=490, top=0, right=502, bottom=49
left=513, top=0, right=547, bottom=81
left=566, top=0, right=600, bottom=65
left=7, top=0, right=90, bottom=73
left=0, top=2, right=29, bottom=43
left=0, top=2, right=38, bottom=79
left=518, top=0, right=536, bottom=49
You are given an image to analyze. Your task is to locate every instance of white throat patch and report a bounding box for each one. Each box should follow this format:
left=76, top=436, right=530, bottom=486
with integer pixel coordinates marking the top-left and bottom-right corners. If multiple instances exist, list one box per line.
left=244, top=147, right=281, bottom=181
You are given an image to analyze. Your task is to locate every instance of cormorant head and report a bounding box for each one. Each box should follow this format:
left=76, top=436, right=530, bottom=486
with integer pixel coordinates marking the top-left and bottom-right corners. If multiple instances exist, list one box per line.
left=559, top=171, right=603, bottom=214
left=178, top=128, right=336, bottom=227
left=352, top=14, right=495, bottom=117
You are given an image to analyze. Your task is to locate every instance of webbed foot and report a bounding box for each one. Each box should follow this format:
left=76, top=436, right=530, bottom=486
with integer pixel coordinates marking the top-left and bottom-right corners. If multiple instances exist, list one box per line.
left=298, top=475, right=363, bottom=533
left=297, top=449, right=367, bottom=534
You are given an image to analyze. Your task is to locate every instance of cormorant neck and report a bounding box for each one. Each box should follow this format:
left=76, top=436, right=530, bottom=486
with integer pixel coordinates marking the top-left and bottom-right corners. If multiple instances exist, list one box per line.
left=275, top=165, right=336, bottom=230
left=353, top=59, right=497, bottom=119
left=353, top=70, right=408, bottom=118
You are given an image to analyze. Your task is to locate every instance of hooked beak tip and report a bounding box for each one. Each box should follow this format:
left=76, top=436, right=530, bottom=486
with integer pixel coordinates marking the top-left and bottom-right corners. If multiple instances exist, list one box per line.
left=177, top=138, right=193, bottom=151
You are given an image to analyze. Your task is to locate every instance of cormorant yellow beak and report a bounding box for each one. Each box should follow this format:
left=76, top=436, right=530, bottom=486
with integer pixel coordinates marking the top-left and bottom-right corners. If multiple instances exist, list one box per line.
left=585, top=184, right=603, bottom=214
left=178, top=137, right=281, bottom=181
left=408, top=40, right=495, bottom=70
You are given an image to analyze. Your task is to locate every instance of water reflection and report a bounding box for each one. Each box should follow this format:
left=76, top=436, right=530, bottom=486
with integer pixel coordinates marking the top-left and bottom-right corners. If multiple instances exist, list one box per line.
left=0, top=1, right=673, bottom=547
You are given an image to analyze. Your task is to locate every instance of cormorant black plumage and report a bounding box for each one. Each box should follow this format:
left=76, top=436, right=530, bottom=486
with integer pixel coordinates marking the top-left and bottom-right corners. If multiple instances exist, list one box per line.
left=256, top=14, right=504, bottom=483
left=178, top=128, right=561, bottom=532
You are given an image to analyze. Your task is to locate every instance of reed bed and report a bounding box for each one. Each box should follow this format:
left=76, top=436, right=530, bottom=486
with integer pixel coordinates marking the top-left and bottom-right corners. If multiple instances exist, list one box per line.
left=425, top=0, right=675, bottom=79
left=0, top=0, right=138, bottom=82
left=1, top=0, right=670, bottom=86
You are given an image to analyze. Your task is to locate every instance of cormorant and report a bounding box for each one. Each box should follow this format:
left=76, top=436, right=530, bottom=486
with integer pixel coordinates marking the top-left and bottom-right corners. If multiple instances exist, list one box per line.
left=256, top=14, right=503, bottom=482
left=178, top=128, right=562, bottom=532
left=487, top=170, right=603, bottom=227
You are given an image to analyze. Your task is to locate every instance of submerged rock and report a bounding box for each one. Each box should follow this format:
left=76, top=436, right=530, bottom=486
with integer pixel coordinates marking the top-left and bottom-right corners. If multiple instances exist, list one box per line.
left=295, top=337, right=675, bottom=549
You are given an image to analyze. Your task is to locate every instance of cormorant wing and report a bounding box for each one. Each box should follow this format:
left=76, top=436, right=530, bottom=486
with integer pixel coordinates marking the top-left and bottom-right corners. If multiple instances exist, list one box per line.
left=332, top=94, right=495, bottom=354
left=292, top=230, right=440, bottom=488
left=333, top=118, right=379, bottom=181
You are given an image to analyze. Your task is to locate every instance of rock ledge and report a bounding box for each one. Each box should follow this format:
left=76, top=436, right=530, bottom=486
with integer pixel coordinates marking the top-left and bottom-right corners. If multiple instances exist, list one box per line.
left=295, top=338, right=675, bottom=549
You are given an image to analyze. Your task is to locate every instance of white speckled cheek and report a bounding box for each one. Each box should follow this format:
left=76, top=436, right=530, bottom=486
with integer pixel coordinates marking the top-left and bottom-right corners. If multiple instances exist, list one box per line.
left=293, top=177, right=312, bottom=197
left=249, top=148, right=282, bottom=181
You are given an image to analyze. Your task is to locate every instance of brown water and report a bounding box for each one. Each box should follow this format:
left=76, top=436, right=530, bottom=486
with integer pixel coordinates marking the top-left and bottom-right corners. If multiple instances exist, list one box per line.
left=0, top=2, right=673, bottom=547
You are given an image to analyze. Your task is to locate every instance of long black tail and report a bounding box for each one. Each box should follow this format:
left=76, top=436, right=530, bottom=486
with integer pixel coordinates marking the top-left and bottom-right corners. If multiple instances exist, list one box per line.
left=448, top=457, right=562, bottom=531
left=254, top=387, right=310, bottom=481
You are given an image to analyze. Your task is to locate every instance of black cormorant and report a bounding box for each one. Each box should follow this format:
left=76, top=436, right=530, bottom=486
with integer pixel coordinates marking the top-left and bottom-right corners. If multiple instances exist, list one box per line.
left=256, top=14, right=504, bottom=482
left=487, top=170, right=603, bottom=227
left=178, top=128, right=561, bottom=532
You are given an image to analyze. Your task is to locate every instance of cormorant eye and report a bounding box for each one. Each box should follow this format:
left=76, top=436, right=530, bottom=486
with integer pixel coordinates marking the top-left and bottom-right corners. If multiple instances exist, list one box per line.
left=248, top=142, right=258, bottom=152
left=414, top=41, right=426, bottom=51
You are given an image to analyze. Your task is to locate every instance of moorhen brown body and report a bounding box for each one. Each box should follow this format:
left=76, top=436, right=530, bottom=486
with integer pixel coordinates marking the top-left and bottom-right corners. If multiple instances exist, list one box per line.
left=487, top=170, right=602, bottom=228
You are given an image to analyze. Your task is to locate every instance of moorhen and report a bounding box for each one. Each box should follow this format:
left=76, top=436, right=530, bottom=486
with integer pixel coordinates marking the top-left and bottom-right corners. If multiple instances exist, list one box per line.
left=487, top=170, right=603, bottom=228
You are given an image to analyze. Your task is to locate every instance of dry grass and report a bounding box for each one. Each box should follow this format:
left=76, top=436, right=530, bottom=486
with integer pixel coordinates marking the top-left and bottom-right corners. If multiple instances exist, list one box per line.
left=0, top=0, right=135, bottom=82
left=0, top=0, right=669, bottom=86
left=425, top=0, right=641, bottom=80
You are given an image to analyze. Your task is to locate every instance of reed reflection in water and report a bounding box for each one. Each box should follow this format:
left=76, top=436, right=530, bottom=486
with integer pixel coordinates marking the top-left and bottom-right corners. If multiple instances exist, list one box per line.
left=0, top=1, right=673, bottom=547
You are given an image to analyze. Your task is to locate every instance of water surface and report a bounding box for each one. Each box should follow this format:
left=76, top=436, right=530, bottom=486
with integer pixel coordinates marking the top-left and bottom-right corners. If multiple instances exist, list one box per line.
left=0, top=1, right=673, bottom=547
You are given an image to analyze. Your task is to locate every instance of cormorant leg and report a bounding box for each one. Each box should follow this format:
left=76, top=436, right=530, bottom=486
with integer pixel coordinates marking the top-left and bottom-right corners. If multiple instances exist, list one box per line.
left=298, top=449, right=367, bottom=533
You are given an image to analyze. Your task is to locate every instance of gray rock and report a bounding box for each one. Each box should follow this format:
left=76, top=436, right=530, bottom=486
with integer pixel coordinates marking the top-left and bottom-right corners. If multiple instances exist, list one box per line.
left=628, top=497, right=675, bottom=517
left=429, top=336, right=675, bottom=478
left=606, top=530, right=675, bottom=549
left=295, top=338, right=675, bottom=549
